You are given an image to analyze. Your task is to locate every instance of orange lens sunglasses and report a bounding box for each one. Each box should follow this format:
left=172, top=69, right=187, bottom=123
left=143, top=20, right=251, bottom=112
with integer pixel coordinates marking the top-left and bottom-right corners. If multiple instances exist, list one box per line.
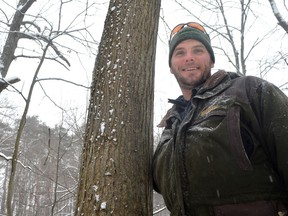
left=170, top=22, right=207, bottom=40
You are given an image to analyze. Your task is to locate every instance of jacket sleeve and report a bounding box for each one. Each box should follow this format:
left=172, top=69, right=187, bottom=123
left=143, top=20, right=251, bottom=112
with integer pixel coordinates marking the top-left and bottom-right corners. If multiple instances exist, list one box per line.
left=254, top=79, right=288, bottom=192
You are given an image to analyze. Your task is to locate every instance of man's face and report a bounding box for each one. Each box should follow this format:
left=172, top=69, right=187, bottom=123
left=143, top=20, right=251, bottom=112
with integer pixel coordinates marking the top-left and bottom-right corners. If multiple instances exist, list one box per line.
left=170, top=39, right=214, bottom=91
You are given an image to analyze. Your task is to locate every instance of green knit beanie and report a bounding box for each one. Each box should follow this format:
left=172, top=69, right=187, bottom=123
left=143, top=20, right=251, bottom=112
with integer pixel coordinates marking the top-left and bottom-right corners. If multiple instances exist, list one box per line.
left=168, top=27, right=215, bottom=67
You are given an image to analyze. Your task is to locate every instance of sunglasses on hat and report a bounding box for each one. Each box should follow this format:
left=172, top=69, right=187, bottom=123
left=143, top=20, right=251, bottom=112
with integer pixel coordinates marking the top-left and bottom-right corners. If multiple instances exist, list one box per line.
left=170, top=22, right=208, bottom=40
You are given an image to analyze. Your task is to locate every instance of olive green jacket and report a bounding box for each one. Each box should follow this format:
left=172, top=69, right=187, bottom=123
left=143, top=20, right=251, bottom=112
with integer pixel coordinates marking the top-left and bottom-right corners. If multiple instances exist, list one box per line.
left=152, top=70, right=288, bottom=215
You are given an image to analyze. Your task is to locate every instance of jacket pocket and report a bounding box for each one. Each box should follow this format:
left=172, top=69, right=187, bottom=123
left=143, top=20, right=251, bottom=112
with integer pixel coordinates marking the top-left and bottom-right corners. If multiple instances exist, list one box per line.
left=227, top=106, right=253, bottom=170
left=190, top=102, right=253, bottom=171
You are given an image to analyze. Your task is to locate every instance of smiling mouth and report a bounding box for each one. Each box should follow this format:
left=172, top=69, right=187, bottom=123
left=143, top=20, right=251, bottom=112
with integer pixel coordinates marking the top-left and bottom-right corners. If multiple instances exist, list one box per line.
left=182, top=66, right=200, bottom=71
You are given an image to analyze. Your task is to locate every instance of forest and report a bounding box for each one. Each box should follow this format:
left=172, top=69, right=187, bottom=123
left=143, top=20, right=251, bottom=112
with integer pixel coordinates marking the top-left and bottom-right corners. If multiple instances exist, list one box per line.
left=0, top=0, right=287, bottom=215
left=0, top=115, right=83, bottom=215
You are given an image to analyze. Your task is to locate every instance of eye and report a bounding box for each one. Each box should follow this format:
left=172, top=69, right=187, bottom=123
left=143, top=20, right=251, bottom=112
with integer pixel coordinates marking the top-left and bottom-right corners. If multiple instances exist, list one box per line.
left=174, top=49, right=185, bottom=56
left=193, top=48, right=204, bottom=54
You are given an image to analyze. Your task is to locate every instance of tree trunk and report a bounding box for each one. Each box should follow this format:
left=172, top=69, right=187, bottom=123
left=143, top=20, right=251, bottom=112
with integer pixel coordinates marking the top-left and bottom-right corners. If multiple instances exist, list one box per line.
left=75, top=0, right=161, bottom=215
left=0, top=0, right=36, bottom=78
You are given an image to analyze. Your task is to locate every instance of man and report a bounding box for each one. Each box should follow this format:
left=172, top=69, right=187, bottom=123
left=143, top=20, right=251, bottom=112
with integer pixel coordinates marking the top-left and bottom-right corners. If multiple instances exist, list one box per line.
left=152, top=22, right=288, bottom=216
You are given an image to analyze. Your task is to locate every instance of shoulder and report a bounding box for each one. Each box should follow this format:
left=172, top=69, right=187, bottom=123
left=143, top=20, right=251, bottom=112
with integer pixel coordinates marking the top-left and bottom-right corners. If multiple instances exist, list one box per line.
left=239, top=75, right=280, bottom=93
left=231, top=74, right=288, bottom=105
left=228, top=73, right=267, bottom=91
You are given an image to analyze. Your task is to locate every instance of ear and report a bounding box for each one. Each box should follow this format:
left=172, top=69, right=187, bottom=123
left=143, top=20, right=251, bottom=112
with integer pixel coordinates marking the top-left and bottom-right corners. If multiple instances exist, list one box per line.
left=210, top=61, right=214, bottom=68
left=170, top=67, right=174, bottom=74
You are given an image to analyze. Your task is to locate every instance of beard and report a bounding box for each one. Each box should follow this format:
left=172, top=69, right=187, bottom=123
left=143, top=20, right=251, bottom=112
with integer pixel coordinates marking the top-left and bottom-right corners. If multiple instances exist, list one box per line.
left=174, top=67, right=212, bottom=90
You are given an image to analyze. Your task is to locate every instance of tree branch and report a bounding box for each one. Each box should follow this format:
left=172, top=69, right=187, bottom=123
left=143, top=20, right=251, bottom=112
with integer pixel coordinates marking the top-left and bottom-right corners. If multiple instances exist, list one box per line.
left=0, top=77, right=21, bottom=94
left=0, top=152, right=32, bottom=170
left=36, top=77, right=90, bottom=89
left=268, top=0, right=288, bottom=33
left=0, top=0, right=36, bottom=78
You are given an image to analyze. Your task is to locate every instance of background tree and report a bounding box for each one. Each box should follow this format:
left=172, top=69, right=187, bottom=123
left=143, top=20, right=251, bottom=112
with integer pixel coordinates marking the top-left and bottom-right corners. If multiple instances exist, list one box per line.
left=268, top=0, right=288, bottom=34
left=0, top=0, right=35, bottom=79
left=75, top=0, right=161, bottom=215
left=267, top=0, right=288, bottom=87
left=0, top=0, right=35, bottom=92
left=0, top=114, right=84, bottom=215
left=170, top=0, right=277, bottom=76
left=155, top=0, right=288, bottom=96
left=0, top=0, right=97, bottom=215
left=1, top=0, right=287, bottom=215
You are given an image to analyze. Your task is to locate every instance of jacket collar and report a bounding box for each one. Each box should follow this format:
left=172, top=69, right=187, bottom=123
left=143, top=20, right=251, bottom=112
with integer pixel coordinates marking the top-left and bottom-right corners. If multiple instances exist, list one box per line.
left=157, top=70, right=241, bottom=127
left=195, top=70, right=242, bottom=99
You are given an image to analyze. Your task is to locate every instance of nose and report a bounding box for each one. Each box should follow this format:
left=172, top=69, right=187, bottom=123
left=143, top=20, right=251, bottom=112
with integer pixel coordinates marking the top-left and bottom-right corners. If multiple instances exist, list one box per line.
left=185, top=52, right=194, bottom=62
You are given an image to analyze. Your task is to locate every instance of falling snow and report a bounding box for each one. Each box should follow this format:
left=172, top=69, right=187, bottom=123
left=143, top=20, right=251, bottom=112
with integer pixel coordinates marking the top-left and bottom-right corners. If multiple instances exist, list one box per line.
left=216, top=189, right=220, bottom=198
left=269, top=175, right=274, bottom=183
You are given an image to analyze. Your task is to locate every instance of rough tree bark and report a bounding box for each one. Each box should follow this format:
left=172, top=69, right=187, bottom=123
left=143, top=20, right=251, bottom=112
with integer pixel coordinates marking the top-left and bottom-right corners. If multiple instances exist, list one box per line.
left=75, top=0, right=161, bottom=215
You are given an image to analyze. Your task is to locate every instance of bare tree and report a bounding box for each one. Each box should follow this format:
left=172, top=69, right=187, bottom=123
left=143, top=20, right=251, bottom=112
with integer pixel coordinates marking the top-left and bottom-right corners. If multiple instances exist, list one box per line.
left=0, top=0, right=97, bottom=215
left=168, top=0, right=288, bottom=78
left=0, top=0, right=36, bottom=78
left=268, top=0, right=288, bottom=33
left=0, top=113, right=84, bottom=215
left=266, top=0, right=288, bottom=80
left=6, top=35, right=62, bottom=216
left=0, top=0, right=97, bottom=91
left=0, top=0, right=35, bottom=92
left=75, top=0, right=161, bottom=215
